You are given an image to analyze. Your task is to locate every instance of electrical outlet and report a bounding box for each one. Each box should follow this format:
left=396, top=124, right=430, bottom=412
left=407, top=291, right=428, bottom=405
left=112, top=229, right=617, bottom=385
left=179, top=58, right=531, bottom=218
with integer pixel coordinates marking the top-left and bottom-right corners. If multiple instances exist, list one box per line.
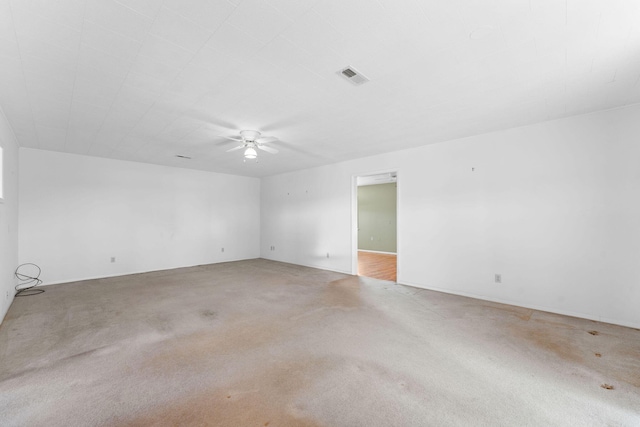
left=495, top=274, right=502, bottom=283
left=326, top=252, right=330, bottom=258
left=221, top=247, right=224, bottom=252
left=111, top=257, right=116, bottom=263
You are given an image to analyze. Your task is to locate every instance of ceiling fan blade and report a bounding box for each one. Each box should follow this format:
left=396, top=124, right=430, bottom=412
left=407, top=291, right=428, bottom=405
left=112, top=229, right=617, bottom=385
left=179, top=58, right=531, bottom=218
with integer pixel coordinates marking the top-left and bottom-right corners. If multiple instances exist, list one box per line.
left=226, top=145, right=245, bottom=152
left=224, top=136, right=243, bottom=142
left=257, top=144, right=278, bottom=154
left=256, top=136, right=277, bottom=144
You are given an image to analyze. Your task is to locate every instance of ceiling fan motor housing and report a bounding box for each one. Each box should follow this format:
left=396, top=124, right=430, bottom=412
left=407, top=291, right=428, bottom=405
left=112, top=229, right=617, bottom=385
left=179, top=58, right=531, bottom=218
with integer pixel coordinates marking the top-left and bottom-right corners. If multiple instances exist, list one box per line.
left=240, top=130, right=261, bottom=142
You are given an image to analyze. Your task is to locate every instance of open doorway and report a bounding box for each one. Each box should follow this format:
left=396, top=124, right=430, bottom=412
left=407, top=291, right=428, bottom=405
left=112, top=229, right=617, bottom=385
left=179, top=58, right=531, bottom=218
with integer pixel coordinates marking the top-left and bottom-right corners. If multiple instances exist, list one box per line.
left=353, top=172, right=398, bottom=282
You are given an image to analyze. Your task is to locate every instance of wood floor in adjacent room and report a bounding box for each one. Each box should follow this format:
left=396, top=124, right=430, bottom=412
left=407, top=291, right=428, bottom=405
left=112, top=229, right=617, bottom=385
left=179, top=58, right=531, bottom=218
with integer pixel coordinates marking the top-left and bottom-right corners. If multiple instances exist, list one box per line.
left=1, top=259, right=639, bottom=426
left=358, top=250, right=397, bottom=282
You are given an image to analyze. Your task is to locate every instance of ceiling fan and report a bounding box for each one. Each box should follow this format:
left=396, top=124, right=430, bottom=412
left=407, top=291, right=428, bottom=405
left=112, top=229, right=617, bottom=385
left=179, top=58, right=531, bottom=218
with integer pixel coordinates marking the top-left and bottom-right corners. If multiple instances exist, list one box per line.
left=225, top=130, right=279, bottom=160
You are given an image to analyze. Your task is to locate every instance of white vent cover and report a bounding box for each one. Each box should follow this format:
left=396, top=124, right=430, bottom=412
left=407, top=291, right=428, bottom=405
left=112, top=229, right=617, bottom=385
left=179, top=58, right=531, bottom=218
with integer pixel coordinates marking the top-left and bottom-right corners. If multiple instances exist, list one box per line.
left=337, top=66, right=370, bottom=85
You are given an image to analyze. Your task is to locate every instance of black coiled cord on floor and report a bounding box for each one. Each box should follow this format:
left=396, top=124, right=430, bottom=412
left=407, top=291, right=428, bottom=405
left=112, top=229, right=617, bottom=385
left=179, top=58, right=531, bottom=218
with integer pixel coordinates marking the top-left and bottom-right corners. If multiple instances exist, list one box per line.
left=15, top=263, right=44, bottom=297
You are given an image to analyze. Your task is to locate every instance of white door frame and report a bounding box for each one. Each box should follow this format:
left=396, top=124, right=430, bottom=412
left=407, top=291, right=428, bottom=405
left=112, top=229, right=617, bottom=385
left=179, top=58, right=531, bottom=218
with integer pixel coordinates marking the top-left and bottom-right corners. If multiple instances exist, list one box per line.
left=351, top=169, right=399, bottom=280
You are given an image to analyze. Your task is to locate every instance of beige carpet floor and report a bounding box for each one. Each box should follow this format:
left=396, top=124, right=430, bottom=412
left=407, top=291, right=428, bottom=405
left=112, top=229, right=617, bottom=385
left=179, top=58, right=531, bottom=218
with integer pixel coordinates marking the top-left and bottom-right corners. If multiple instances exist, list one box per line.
left=0, top=259, right=639, bottom=426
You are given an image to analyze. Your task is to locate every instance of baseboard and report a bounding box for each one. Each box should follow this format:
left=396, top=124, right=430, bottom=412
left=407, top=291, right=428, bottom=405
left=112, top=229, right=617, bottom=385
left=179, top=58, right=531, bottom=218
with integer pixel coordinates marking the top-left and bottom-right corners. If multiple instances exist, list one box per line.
left=259, top=256, right=352, bottom=276
left=294, top=262, right=352, bottom=276
left=357, top=249, right=397, bottom=255
left=399, top=280, right=640, bottom=330
left=37, top=257, right=259, bottom=286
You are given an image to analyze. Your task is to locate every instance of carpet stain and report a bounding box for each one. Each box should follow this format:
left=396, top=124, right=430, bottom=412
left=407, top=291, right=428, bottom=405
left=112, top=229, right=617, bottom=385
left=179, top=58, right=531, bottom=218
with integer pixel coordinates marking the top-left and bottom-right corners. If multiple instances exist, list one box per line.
left=62, top=346, right=108, bottom=361
left=510, top=326, right=584, bottom=364
left=354, top=359, right=429, bottom=398
left=322, top=277, right=363, bottom=309
left=480, top=304, right=533, bottom=321
left=119, top=391, right=322, bottom=427
left=200, top=309, right=217, bottom=319
left=146, top=323, right=282, bottom=372
left=147, top=313, right=175, bottom=333
left=0, top=368, right=33, bottom=383
left=141, top=295, right=327, bottom=380
left=510, top=324, right=640, bottom=389
left=120, top=359, right=329, bottom=427
left=532, top=319, right=577, bottom=330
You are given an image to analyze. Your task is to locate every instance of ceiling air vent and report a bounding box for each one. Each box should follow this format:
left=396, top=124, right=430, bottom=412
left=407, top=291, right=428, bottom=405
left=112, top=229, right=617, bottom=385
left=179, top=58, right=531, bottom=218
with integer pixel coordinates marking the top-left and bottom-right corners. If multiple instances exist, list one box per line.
left=337, top=66, right=369, bottom=86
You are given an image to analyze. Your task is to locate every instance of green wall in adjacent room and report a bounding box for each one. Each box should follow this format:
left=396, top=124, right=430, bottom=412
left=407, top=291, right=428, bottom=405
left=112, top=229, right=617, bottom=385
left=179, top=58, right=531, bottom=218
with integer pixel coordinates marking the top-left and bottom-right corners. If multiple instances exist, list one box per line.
left=358, top=183, right=397, bottom=253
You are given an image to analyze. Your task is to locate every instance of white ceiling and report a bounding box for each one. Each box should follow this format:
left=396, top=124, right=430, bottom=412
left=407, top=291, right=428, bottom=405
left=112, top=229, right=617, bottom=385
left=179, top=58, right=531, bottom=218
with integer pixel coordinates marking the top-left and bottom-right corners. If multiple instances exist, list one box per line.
left=0, top=0, right=639, bottom=178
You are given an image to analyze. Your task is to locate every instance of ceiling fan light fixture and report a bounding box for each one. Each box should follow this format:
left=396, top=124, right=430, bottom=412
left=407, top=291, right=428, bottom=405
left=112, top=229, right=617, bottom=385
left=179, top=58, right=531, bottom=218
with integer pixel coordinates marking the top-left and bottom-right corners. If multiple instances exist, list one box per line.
left=244, top=147, right=257, bottom=159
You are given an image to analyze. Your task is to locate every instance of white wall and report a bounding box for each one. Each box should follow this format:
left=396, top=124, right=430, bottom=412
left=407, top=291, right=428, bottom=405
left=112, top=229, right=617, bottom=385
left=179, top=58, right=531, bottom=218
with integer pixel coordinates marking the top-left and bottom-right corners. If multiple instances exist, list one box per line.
left=261, top=104, right=640, bottom=328
left=261, top=165, right=354, bottom=273
left=0, top=107, right=19, bottom=324
left=19, top=149, right=260, bottom=285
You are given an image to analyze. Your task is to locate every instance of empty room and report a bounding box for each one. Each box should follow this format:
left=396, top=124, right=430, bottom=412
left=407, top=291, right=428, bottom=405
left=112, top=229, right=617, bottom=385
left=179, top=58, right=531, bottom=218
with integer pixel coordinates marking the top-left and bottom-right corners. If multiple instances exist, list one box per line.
left=1, top=0, right=639, bottom=425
